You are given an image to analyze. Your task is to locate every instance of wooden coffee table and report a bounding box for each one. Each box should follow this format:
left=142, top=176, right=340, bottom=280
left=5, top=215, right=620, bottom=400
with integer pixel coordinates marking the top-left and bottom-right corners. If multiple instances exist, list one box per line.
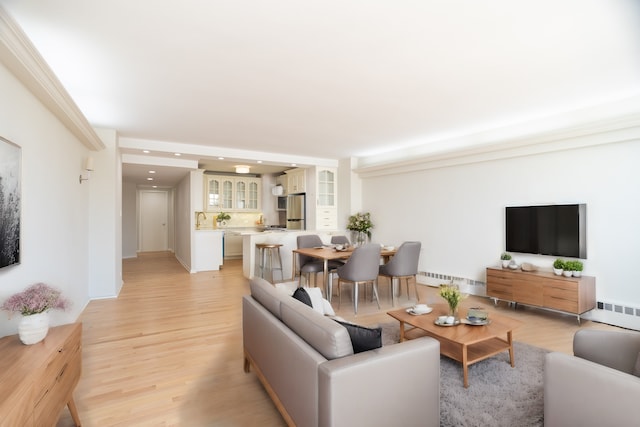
left=387, top=305, right=523, bottom=387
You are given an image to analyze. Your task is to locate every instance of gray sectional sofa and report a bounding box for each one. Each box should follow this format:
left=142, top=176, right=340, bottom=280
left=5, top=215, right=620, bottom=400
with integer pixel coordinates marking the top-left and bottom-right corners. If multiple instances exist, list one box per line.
left=242, top=276, right=440, bottom=427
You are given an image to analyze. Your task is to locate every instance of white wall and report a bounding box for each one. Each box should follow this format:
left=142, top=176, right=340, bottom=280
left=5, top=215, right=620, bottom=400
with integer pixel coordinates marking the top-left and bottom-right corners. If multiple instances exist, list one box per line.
left=122, top=181, right=138, bottom=258
left=173, top=172, right=192, bottom=270
left=362, top=139, right=640, bottom=328
left=88, top=128, right=122, bottom=298
left=0, top=62, right=92, bottom=336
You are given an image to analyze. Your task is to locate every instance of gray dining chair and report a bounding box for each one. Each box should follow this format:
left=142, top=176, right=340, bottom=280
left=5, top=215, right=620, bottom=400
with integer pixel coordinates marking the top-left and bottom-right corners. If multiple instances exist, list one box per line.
left=296, top=235, right=342, bottom=293
left=336, top=243, right=381, bottom=314
left=330, top=235, right=350, bottom=246
left=378, top=241, right=421, bottom=306
left=329, top=235, right=350, bottom=268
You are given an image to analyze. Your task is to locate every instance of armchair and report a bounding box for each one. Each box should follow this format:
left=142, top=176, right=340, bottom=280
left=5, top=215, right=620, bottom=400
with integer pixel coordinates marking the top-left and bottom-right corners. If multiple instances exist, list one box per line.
left=544, top=329, right=640, bottom=426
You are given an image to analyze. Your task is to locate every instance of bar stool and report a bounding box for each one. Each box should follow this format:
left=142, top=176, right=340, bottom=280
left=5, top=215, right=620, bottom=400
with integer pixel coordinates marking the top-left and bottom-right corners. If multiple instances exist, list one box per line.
left=256, top=243, right=284, bottom=284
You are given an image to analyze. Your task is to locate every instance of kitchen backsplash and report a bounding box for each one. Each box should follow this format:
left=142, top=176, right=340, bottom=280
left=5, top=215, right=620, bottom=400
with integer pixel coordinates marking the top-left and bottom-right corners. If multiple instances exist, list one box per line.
left=206, top=212, right=264, bottom=228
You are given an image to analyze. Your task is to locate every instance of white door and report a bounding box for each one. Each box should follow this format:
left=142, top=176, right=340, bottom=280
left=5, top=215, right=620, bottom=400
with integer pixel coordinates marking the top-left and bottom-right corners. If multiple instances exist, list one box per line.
left=139, top=190, right=168, bottom=252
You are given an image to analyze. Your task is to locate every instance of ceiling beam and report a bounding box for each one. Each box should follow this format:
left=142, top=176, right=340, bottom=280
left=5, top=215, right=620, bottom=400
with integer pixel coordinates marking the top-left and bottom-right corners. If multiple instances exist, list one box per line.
left=0, top=6, right=104, bottom=151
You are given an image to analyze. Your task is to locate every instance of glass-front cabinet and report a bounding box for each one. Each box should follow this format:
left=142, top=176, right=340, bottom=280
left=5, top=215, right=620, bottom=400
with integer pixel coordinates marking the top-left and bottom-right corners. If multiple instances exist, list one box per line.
left=314, top=167, right=337, bottom=230
left=205, top=174, right=261, bottom=212
left=317, top=168, right=336, bottom=207
left=206, top=176, right=222, bottom=210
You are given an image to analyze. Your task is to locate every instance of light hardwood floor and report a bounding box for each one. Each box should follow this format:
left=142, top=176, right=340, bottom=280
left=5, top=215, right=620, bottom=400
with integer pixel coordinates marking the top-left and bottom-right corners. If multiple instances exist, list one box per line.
left=58, top=251, right=621, bottom=426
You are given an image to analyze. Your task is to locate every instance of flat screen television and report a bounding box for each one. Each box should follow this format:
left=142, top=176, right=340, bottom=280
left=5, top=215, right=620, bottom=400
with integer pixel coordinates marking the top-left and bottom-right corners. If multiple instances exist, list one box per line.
left=505, top=204, right=586, bottom=259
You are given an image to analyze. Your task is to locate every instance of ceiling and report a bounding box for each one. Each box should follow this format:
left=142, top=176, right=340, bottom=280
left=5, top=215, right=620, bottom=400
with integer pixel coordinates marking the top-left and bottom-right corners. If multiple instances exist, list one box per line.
left=2, top=0, right=640, bottom=186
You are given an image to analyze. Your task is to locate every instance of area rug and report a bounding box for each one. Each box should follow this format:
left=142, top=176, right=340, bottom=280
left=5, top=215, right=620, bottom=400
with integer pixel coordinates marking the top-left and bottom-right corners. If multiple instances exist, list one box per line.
left=379, top=322, right=546, bottom=427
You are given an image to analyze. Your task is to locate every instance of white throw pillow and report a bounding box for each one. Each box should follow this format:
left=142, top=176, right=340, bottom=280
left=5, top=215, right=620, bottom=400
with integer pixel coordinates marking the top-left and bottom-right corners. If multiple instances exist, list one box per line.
left=305, top=287, right=334, bottom=316
left=276, top=282, right=336, bottom=316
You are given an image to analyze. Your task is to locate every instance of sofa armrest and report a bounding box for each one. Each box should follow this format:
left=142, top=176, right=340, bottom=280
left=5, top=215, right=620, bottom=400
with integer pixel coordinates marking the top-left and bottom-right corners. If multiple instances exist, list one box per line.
left=318, top=337, right=440, bottom=427
left=573, top=329, right=640, bottom=374
left=544, top=352, right=640, bottom=426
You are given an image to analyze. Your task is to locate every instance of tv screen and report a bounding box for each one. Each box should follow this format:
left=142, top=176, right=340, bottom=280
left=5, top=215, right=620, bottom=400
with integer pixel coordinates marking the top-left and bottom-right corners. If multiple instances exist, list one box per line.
left=505, top=204, right=586, bottom=259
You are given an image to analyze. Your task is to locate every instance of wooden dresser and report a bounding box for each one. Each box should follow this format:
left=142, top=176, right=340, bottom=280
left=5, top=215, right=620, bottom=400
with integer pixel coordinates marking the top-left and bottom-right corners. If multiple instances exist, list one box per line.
left=486, top=267, right=596, bottom=322
left=0, top=322, right=82, bottom=427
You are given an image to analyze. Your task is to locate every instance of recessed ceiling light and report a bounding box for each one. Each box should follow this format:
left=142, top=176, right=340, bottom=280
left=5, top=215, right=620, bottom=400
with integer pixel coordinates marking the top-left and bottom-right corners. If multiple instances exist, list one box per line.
left=218, top=157, right=224, bottom=160
left=152, top=185, right=157, bottom=188
left=149, top=170, right=156, bottom=174
left=143, top=150, right=150, bottom=154
left=147, top=177, right=154, bottom=181
left=291, top=163, right=297, bottom=167
left=174, top=153, right=181, bottom=156
left=257, top=160, right=263, bottom=164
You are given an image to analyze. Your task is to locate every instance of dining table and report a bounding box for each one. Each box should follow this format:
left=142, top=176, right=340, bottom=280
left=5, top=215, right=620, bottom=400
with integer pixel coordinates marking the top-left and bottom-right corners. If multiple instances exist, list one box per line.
left=291, top=245, right=397, bottom=301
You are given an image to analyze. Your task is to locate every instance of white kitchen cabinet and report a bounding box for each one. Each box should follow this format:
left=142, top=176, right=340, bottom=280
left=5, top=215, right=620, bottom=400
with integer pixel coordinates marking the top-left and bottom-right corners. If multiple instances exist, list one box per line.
left=205, top=176, right=223, bottom=210
left=204, top=174, right=261, bottom=212
left=316, top=207, right=338, bottom=230
left=312, top=167, right=338, bottom=230
left=194, top=230, right=224, bottom=271
left=235, top=177, right=260, bottom=210
left=316, top=168, right=336, bottom=208
left=224, top=232, right=243, bottom=258
left=285, top=168, right=306, bottom=193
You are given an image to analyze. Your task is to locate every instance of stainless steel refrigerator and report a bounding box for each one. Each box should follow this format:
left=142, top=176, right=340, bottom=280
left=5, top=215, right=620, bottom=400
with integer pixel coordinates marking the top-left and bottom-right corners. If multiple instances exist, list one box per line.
left=286, top=193, right=306, bottom=230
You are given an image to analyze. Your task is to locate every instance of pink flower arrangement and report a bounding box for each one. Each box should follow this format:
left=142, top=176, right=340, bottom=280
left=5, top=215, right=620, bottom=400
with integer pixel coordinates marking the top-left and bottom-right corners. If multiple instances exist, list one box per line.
left=1, top=283, right=70, bottom=316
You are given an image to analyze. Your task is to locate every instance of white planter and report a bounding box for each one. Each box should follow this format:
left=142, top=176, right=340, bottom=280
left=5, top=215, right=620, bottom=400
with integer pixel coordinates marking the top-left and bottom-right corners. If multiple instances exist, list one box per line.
left=573, top=271, right=582, bottom=277
left=501, top=260, right=510, bottom=268
left=553, top=268, right=563, bottom=276
left=18, top=311, right=50, bottom=345
left=562, top=270, right=573, bottom=277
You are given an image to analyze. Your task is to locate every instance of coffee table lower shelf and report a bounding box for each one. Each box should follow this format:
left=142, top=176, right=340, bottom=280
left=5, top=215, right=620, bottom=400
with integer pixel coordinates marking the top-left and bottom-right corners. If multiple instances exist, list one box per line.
left=403, top=326, right=514, bottom=387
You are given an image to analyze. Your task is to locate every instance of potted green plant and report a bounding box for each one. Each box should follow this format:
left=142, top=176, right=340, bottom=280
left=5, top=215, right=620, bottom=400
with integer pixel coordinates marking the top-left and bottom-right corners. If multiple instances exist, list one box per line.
left=563, top=261, right=575, bottom=277
left=500, top=252, right=512, bottom=268
left=216, top=212, right=231, bottom=226
left=553, top=259, right=564, bottom=276
left=572, top=260, right=583, bottom=277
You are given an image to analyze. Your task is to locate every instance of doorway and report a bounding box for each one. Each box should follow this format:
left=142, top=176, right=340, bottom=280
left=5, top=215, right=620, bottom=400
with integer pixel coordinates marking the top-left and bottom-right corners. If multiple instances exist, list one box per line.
left=139, top=190, right=169, bottom=252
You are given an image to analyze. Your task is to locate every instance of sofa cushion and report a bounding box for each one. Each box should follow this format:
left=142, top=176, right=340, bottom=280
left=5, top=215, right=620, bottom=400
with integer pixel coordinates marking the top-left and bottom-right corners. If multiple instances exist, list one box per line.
left=250, top=276, right=291, bottom=319
left=334, top=320, right=382, bottom=353
left=280, top=298, right=353, bottom=360
left=634, top=352, right=640, bottom=377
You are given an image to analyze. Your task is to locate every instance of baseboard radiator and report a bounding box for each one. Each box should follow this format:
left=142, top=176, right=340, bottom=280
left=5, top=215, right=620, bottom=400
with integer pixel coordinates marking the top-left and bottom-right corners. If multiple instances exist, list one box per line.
left=416, top=271, right=487, bottom=297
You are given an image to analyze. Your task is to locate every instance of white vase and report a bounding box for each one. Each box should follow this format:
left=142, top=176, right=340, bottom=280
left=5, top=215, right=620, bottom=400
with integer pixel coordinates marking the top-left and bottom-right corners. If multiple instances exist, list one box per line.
left=18, top=311, right=50, bottom=345
left=562, top=270, right=573, bottom=277
left=573, top=271, right=582, bottom=277
left=553, top=268, right=563, bottom=276
left=502, top=260, right=510, bottom=268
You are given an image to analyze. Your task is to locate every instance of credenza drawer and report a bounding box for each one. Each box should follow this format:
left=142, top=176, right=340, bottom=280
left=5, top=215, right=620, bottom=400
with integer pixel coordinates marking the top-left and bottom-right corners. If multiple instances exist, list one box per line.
left=0, top=323, right=82, bottom=427
left=34, top=325, right=81, bottom=407
left=487, top=282, right=513, bottom=300
left=544, top=295, right=579, bottom=313
left=34, top=346, right=81, bottom=426
left=486, top=267, right=595, bottom=317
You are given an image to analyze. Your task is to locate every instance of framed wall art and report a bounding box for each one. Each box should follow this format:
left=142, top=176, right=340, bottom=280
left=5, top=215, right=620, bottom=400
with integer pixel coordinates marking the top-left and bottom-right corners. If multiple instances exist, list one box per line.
left=0, top=136, right=21, bottom=268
